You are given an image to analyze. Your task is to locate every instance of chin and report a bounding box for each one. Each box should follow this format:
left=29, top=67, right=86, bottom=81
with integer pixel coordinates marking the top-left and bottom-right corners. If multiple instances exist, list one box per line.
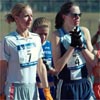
left=27, top=26, right=31, bottom=29
left=74, top=24, right=79, bottom=26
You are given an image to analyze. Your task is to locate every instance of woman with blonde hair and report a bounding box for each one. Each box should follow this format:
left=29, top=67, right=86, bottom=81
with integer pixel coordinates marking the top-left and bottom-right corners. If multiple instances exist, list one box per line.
left=0, top=3, right=53, bottom=100
left=31, top=17, right=56, bottom=100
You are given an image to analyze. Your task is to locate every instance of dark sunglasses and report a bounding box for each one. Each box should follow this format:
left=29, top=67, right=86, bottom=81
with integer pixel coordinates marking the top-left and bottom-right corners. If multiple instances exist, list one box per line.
left=69, top=13, right=82, bottom=18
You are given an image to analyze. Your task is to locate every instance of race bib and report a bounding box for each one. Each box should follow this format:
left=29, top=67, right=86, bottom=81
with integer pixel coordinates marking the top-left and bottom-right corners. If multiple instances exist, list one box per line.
left=17, top=43, right=38, bottom=67
left=67, top=50, right=86, bottom=80
left=67, top=50, right=86, bottom=69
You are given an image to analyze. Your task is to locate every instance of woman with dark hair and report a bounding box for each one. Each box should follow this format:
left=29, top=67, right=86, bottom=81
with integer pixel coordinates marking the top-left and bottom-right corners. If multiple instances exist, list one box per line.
left=51, top=2, right=95, bottom=100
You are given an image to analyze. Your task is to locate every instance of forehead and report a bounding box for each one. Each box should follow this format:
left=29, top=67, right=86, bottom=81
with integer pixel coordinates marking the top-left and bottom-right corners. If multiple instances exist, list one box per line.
left=36, top=27, right=49, bottom=32
left=70, top=6, right=80, bottom=13
left=20, top=6, right=33, bottom=15
left=35, top=27, right=49, bottom=35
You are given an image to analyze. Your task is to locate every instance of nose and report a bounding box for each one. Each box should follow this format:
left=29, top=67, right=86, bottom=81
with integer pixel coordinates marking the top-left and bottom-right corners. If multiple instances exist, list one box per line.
left=40, top=35, right=46, bottom=43
left=29, top=16, right=33, bottom=21
left=76, top=15, right=80, bottom=19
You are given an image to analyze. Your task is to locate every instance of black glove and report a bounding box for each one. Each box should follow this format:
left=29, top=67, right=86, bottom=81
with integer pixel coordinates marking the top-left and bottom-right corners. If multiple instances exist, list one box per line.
left=70, top=33, right=82, bottom=47
left=70, top=26, right=81, bottom=35
left=70, top=26, right=82, bottom=47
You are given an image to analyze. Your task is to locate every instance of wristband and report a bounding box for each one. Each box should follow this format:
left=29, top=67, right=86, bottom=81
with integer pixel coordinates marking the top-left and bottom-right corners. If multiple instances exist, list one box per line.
left=43, top=87, right=53, bottom=100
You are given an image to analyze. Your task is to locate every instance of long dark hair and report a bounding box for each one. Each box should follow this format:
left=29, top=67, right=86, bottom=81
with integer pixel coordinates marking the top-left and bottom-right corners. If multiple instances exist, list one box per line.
left=55, top=2, right=76, bottom=29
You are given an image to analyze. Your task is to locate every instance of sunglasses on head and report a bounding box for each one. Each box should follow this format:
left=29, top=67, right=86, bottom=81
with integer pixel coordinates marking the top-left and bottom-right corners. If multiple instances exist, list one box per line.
left=69, top=13, right=82, bottom=17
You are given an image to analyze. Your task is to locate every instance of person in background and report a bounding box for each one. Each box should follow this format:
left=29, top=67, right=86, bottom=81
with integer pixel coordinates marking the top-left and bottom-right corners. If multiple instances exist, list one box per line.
left=51, top=1, right=95, bottom=100
left=92, top=49, right=100, bottom=99
left=31, top=17, right=56, bottom=100
left=92, top=21, right=100, bottom=99
left=0, top=3, right=53, bottom=100
left=92, top=21, right=100, bottom=46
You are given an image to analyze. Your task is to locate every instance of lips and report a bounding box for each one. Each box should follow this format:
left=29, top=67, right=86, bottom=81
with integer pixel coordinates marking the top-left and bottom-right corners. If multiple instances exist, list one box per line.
left=27, top=22, right=32, bottom=25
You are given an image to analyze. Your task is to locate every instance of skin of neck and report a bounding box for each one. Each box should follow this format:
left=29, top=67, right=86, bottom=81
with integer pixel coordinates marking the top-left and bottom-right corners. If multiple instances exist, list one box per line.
left=62, top=26, right=74, bottom=33
left=16, top=28, right=29, bottom=38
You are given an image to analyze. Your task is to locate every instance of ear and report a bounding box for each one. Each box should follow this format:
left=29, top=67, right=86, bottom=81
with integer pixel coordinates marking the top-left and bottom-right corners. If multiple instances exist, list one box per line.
left=14, top=16, right=18, bottom=22
left=62, top=14, right=66, bottom=20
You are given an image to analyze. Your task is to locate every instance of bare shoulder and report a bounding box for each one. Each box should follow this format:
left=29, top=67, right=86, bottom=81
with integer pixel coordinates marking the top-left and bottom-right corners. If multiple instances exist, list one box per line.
left=80, top=26, right=90, bottom=40
left=50, top=30, right=60, bottom=43
left=81, top=26, right=90, bottom=33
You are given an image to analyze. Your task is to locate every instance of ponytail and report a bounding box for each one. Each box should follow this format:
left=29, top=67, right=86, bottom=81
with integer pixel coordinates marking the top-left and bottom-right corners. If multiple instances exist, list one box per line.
left=55, top=11, right=64, bottom=29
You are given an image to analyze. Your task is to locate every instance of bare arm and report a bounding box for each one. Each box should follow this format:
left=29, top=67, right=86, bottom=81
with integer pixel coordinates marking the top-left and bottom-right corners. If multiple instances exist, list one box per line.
left=81, top=27, right=96, bottom=67
left=37, top=58, right=49, bottom=88
left=37, top=58, right=53, bottom=100
left=82, top=49, right=96, bottom=67
left=51, top=31, right=74, bottom=73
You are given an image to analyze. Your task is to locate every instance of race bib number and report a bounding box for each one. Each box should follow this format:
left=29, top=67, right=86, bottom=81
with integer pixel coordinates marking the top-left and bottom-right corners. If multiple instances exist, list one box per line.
left=17, top=43, right=38, bottom=67
left=67, top=51, right=86, bottom=69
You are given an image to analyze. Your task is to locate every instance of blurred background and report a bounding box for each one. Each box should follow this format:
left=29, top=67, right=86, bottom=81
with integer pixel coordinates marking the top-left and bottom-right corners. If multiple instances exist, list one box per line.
left=0, top=0, right=100, bottom=40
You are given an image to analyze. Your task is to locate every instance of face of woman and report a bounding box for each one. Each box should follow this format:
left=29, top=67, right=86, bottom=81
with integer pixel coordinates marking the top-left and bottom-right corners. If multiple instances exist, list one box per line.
left=15, top=6, right=33, bottom=31
left=64, top=6, right=81, bottom=28
left=35, top=27, right=49, bottom=44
